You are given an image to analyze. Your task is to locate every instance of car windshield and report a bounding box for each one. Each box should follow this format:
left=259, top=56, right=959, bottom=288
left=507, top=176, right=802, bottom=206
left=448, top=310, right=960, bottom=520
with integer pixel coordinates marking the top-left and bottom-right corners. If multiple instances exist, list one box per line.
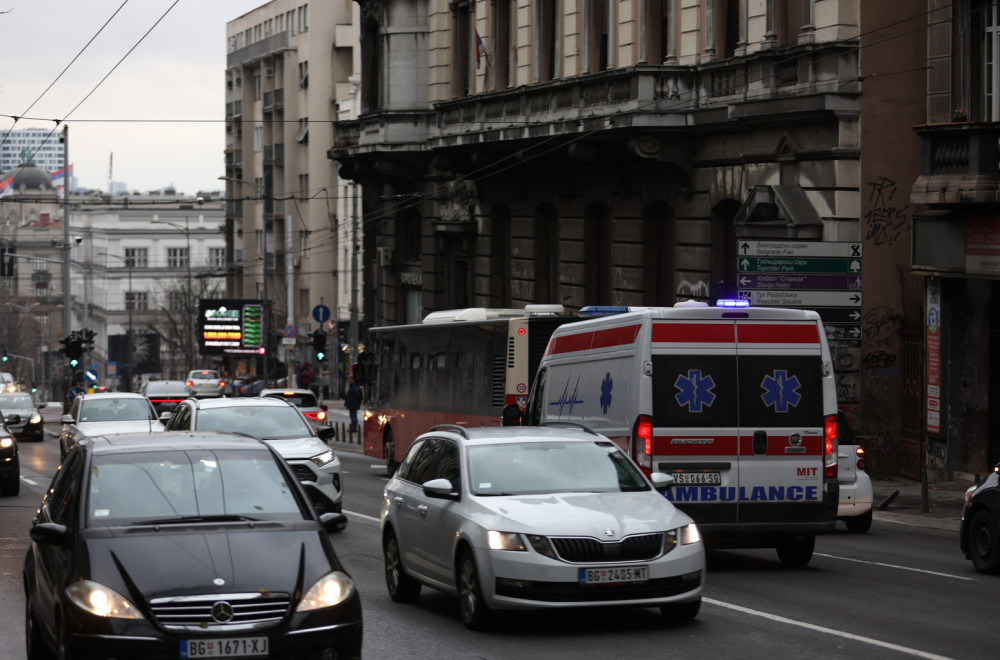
left=80, top=398, right=156, bottom=422
left=196, top=406, right=312, bottom=440
left=87, top=448, right=303, bottom=527
left=266, top=392, right=318, bottom=407
left=190, top=370, right=220, bottom=380
left=468, top=441, right=651, bottom=496
left=0, top=394, right=34, bottom=409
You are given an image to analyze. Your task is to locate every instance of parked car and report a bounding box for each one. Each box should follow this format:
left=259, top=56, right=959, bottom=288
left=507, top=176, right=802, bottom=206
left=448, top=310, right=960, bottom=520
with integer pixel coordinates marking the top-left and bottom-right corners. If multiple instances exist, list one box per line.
left=259, top=388, right=328, bottom=426
left=140, top=380, right=191, bottom=416
left=0, top=391, right=44, bottom=442
left=381, top=424, right=705, bottom=630
left=0, top=417, right=18, bottom=495
left=59, top=392, right=164, bottom=459
left=185, top=369, right=226, bottom=398
left=22, top=430, right=361, bottom=659
left=162, top=397, right=343, bottom=515
left=837, top=412, right=874, bottom=533
left=232, top=376, right=270, bottom=397
left=961, top=462, right=1000, bottom=573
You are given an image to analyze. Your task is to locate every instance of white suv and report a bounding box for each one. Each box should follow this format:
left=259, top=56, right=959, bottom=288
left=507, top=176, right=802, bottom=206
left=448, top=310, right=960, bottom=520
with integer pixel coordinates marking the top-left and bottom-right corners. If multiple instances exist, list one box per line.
left=185, top=369, right=226, bottom=398
left=837, top=412, right=874, bottom=533
left=381, top=424, right=704, bottom=630
left=162, top=397, right=343, bottom=517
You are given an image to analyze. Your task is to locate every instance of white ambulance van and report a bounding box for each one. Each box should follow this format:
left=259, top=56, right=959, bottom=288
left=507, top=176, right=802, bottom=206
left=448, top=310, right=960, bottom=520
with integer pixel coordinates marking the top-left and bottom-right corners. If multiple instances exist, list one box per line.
left=508, top=301, right=840, bottom=566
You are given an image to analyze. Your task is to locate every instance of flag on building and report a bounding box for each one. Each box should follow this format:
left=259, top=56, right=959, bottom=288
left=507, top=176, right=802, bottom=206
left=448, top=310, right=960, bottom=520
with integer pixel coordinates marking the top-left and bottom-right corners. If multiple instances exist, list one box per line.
left=475, top=30, right=485, bottom=69
left=0, top=175, right=13, bottom=198
left=50, top=164, right=73, bottom=193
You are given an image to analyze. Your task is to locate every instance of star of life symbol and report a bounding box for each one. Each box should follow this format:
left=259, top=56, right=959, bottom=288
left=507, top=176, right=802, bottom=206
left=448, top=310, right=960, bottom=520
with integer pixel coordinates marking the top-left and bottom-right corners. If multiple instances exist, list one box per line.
left=549, top=374, right=584, bottom=416
left=760, top=369, right=802, bottom=413
left=674, top=370, right=716, bottom=413
left=600, top=372, right=613, bottom=413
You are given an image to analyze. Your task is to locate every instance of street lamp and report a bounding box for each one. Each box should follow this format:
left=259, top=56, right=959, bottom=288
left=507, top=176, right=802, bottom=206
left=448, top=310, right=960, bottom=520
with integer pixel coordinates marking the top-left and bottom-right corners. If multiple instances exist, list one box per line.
left=100, top=252, right=133, bottom=392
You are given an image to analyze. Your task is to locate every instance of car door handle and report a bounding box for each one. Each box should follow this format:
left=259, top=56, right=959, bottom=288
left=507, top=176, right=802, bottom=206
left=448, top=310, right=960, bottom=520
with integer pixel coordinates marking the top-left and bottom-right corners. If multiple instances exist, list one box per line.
left=417, top=505, right=428, bottom=516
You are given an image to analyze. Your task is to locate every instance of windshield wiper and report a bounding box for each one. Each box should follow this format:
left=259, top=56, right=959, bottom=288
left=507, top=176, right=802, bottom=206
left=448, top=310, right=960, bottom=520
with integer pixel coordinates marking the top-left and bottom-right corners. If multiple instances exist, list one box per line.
left=134, top=515, right=259, bottom=526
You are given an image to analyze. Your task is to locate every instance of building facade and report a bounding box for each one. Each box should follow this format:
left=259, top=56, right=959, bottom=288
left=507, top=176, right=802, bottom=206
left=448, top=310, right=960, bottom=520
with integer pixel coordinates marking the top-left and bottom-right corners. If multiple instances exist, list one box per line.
left=223, top=0, right=362, bottom=392
left=0, top=127, right=66, bottom=177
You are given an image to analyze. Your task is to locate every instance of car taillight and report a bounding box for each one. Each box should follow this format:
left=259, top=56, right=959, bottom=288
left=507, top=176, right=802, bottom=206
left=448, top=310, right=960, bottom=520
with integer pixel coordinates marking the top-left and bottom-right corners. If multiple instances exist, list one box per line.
left=855, top=446, right=866, bottom=472
left=185, top=380, right=193, bottom=387
left=824, top=414, right=838, bottom=479
left=633, top=415, right=653, bottom=475
left=317, top=411, right=326, bottom=421
left=219, top=381, right=226, bottom=387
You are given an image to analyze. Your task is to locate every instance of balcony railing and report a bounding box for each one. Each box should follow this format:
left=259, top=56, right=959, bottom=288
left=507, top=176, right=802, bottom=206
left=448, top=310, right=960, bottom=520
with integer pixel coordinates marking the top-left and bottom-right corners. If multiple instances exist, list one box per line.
left=263, top=88, right=284, bottom=112
left=263, top=143, right=284, bottom=166
left=227, top=32, right=290, bottom=69
left=911, top=122, right=1000, bottom=206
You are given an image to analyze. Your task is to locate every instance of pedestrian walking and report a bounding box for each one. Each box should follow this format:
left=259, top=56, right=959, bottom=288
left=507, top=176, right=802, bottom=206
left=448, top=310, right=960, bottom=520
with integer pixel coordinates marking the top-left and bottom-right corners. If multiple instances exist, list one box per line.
left=345, top=379, right=362, bottom=432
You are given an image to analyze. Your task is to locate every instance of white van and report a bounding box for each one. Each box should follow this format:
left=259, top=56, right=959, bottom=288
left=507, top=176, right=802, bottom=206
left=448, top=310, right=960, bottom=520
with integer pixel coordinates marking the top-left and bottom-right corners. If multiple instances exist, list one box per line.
left=508, top=302, right=840, bottom=566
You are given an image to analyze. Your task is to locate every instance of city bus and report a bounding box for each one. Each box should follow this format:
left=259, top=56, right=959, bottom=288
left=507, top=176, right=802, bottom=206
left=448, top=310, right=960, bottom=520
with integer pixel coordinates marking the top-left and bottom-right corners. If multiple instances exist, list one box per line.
left=358, top=305, right=573, bottom=475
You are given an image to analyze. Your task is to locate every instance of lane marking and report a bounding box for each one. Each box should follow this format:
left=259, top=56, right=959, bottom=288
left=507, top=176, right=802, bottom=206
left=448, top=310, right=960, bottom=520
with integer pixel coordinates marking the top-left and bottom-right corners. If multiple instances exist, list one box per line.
left=344, top=509, right=380, bottom=524
left=814, top=553, right=974, bottom=581
left=705, top=598, right=955, bottom=660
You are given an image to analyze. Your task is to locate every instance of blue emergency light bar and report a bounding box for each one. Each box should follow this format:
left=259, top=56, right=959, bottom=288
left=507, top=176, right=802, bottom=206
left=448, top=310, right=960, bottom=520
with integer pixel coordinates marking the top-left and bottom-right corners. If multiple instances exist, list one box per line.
left=578, top=306, right=631, bottom=318
left=716, top=299, right=751, bottom=308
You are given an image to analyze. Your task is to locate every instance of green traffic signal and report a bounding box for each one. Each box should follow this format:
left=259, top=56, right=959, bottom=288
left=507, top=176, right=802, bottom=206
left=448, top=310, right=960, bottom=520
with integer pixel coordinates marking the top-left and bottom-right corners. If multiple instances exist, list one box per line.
left=316, top=350, right=326, bottom=362
left=1, top=351, right=7, bottom=362
left=69, top=358, right=79, bottom=368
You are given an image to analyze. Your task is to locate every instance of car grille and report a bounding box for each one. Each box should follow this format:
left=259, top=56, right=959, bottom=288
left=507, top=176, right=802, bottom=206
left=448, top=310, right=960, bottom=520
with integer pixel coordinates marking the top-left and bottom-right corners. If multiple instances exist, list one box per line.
left=549, top=533, right=668, bottom=563
left=290, top=462, right=317, bottom=483
left=149, top=592, right=291, bottom=631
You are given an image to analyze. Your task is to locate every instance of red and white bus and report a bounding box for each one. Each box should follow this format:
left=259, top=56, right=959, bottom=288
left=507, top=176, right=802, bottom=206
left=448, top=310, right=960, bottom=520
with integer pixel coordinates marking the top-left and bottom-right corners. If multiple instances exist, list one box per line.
left=358, top=305, right=574, bottom=475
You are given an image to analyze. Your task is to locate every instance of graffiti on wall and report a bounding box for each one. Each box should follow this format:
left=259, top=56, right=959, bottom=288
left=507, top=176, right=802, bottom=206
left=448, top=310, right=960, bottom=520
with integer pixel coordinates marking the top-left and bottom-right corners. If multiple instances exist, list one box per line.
left=865, top=176, right=910, bottom=246
left=863, top=306, right=902, bottom=348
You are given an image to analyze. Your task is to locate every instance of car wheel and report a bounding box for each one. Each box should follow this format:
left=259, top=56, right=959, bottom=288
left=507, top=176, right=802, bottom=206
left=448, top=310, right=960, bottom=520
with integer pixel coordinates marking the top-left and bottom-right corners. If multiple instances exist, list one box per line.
left=660, top=597, right=701, bottom=622
left=383, top=530, right=421, bottom=602
left=775, top=534, right=815, bottom=567
left=457, top=549, right=491, bottom=631
left=969, top=509, right=1000, bottom=574
left=384, top=429, right=397, bottom=478
left=2, top=474, right=20, bottom=496
left=25, top=598, right=54, bottom=660
left=844, top=509, right=873, bottom=534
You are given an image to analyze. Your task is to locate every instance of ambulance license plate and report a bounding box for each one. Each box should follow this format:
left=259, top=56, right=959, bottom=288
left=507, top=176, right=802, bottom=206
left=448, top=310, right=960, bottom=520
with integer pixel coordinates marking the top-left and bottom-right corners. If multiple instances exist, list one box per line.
left=673, top=472, right=721, bottom=485
left=180, top=637, right=268, bottom=658
left=579, top=565, right=648, bottom=585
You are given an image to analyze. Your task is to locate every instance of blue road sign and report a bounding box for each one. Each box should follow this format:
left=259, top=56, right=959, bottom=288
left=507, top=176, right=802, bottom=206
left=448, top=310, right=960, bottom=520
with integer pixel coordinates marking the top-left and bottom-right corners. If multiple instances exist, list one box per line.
left=312, top=304, right=331, bottom=323
left=85, top=369, right=98, bottom=383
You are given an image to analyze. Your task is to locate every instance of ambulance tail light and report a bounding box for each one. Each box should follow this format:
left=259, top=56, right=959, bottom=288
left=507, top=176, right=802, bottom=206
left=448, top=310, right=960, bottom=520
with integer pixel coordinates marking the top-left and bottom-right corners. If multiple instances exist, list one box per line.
left=855, top=446, right=866, bottom=472
left=633, top=415, right=653, bottom=476
left=824, top=414, right=838, bottom=479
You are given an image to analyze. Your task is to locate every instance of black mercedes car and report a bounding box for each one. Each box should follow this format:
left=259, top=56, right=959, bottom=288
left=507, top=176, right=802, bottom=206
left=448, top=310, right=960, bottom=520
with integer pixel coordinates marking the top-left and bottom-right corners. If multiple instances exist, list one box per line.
left=23, top=431, right=362, bottom=659
left=961, top=462, right=1000, bottom=574
left=0, top=391, right=44, bottom=442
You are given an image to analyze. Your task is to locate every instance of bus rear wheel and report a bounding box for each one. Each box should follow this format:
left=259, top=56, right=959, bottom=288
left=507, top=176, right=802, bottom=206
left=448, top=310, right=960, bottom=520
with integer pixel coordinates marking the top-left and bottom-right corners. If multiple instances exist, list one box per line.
left=385, top=429, right=397, bottom=477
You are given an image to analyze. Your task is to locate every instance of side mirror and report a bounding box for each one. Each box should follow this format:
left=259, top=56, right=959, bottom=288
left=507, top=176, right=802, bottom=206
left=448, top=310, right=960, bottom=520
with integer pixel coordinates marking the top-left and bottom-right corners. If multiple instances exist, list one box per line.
left=319, top=511, right=348, bottom=533
left=61, top=414, right=74, bottom=424
left=29, top=522, right=69, bottom=545
left=422, top=478, right=459, bottom=501
left=650, top=472, right=675, bottom=491
left=501, top=403, right=523, bottom=427
left=316, top=426, right=336, bottom=443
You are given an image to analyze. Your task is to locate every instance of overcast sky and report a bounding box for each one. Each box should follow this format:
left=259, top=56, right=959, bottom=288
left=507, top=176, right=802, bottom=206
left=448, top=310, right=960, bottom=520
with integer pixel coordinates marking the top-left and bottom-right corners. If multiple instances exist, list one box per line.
left=1, top=0, right=265, bottom=196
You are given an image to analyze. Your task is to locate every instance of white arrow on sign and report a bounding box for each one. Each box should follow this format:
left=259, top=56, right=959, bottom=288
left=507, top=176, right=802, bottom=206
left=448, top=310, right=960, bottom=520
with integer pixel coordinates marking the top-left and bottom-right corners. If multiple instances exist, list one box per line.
left=849, top=310, right=861, bottom=321
left=746, top=290, right=863, bottom=307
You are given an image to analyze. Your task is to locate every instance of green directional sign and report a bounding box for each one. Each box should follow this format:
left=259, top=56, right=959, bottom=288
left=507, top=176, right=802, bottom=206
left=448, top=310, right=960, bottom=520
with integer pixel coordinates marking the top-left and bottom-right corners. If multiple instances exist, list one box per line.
left=738, top=256, right=863, bottom=274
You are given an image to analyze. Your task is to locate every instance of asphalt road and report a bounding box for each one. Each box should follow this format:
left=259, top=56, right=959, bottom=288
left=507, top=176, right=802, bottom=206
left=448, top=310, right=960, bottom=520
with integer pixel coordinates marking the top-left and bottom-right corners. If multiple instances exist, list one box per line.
left=0, top=409, right=994, bottom=659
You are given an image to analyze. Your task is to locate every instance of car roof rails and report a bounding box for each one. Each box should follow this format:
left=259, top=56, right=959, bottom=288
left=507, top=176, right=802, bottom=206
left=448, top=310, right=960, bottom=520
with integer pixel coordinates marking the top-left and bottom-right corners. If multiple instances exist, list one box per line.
left=539, top=421, right=600, bottom=436
left=429, top=424, right=470, bottom=438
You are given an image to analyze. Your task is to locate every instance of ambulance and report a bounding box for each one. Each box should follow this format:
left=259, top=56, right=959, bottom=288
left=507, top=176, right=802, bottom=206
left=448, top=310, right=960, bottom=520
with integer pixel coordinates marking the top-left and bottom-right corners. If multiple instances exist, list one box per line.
left=507, top=301, right=840, bottom=566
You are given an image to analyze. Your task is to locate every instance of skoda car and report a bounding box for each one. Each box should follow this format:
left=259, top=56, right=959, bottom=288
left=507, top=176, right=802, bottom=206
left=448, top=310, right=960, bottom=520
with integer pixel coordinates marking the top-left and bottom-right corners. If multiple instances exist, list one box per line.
left=186, top=369, right=227, bottom=398
left=0, top=391, right=44, bottom=442
left=380, top=424, right=704, bottom=630
left=23, top=431, right=361, bottom=659
left=163, top=397, right=343, bottom=515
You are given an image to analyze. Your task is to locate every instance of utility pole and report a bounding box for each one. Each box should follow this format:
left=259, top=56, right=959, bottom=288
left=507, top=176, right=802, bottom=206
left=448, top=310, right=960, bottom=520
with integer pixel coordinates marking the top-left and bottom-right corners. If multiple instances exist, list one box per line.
left=349, top=183, right=359, bottom=371
left=61, top=126, right=71, bottom=337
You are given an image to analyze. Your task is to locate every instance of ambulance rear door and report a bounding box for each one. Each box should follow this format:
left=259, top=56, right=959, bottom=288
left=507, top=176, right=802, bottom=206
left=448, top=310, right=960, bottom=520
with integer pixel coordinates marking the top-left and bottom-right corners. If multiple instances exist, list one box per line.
left=734, top=317, right=827, bottom=528
left=650, top=316, right=741, bottom=525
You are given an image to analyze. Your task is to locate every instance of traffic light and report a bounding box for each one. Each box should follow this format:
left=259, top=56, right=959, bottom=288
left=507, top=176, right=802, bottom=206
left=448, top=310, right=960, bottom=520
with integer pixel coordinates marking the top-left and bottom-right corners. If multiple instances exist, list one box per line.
left=61, top=332, right=84, bottom=367
left=312, top=330, right=327, bottom=362
left=1, top=351, right=7, bottom=363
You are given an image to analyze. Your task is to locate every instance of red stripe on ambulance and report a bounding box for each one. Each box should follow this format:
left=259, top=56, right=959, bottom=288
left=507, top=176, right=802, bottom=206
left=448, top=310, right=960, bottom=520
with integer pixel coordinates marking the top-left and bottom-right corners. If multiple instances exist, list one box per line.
left=736, top=323, right=820, bottom=344
left=651, top=322, right=735, bottom=343
left=546, top=324, right=641, bottom=356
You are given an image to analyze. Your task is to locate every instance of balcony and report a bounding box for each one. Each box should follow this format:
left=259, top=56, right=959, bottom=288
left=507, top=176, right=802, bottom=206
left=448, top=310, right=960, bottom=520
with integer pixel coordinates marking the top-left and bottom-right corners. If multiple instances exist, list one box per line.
left=226, top=100, right=242, bottom=119
left=227, top=32, right=290, bottom=69
left=263, top=142, right=284, bottom=166
left=263, top=88, right=284, bottom=112
left=911, top=122, right=1000, bottom=206
left=225, top=149, right=243, bottom=169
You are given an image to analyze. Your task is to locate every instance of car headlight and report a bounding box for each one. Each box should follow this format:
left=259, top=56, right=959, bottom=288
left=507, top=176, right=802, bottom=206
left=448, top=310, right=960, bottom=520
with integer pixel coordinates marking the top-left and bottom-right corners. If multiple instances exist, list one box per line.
left=487, top=531, right=526, bottom=551
left=0, top=437, right=13, bottom=449
left=296, top=571, right=355, bottom=611
left=965, top=484, right=979, bottom=507
left=66, top=580, right=143, bottom=619
left=680, top=524, right=702, bottom=545
left=310, top=449, right=336, bottom=467
left=29, top=414, right=42, bottom=424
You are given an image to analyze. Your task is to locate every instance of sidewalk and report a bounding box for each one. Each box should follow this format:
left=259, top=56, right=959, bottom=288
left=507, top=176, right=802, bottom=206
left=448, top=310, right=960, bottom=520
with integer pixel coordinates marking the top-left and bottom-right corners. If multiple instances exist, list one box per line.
left=871, top=474, right=972, bottom=533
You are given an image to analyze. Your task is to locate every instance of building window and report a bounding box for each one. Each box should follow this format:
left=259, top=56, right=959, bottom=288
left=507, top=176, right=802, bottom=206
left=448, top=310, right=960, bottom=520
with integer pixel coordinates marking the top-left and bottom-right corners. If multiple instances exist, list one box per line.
left=254, top=126, right=262, bottom=152
left=296, top=117, right=309, bottom=144
left=537, top=0, right=557, bottom=82
left=493, top=0, right=513, bottom=89
left=298, top=174, right=309, bottom=199
left=452, top=3, right=473, bottom=97
left=298, top=61, right=309, bottom=89
left=167, top=248, right=189, bottom=269
left=299, top=229, right=311, bottom=255
left=588, top=0, right=609, bottom=72
left=361, top=12, right=382, bottom=112
left=490, top=204, right=511, bottom=307
left=534, top=204, right=559, bottom=304
left=167, top=290, right=186, bottom=311
left=585, top=202, right=612, bottom=304
left=287, top=10, right=296, bottom=35
left=986, top=1, right=1000, bottom=120
left=126, top=291, right=149, bottom=311
left=125, top=247, right=148, bottom=269
left=209, top=247, right=225, bottom=268
left=253, top=75, right=262, bottom=101
left=298, top=5, right=308, bottom=32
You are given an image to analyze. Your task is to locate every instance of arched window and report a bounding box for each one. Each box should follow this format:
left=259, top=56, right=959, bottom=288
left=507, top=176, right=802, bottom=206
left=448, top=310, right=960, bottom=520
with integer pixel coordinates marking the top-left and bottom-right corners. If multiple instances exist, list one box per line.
left=490, top=204, right=512, bottom=307
left=534, top=204, right=559, bottom=304
left=643, top=202, right=676, bottom=306
left=585, top=202, right=613, bottom=304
